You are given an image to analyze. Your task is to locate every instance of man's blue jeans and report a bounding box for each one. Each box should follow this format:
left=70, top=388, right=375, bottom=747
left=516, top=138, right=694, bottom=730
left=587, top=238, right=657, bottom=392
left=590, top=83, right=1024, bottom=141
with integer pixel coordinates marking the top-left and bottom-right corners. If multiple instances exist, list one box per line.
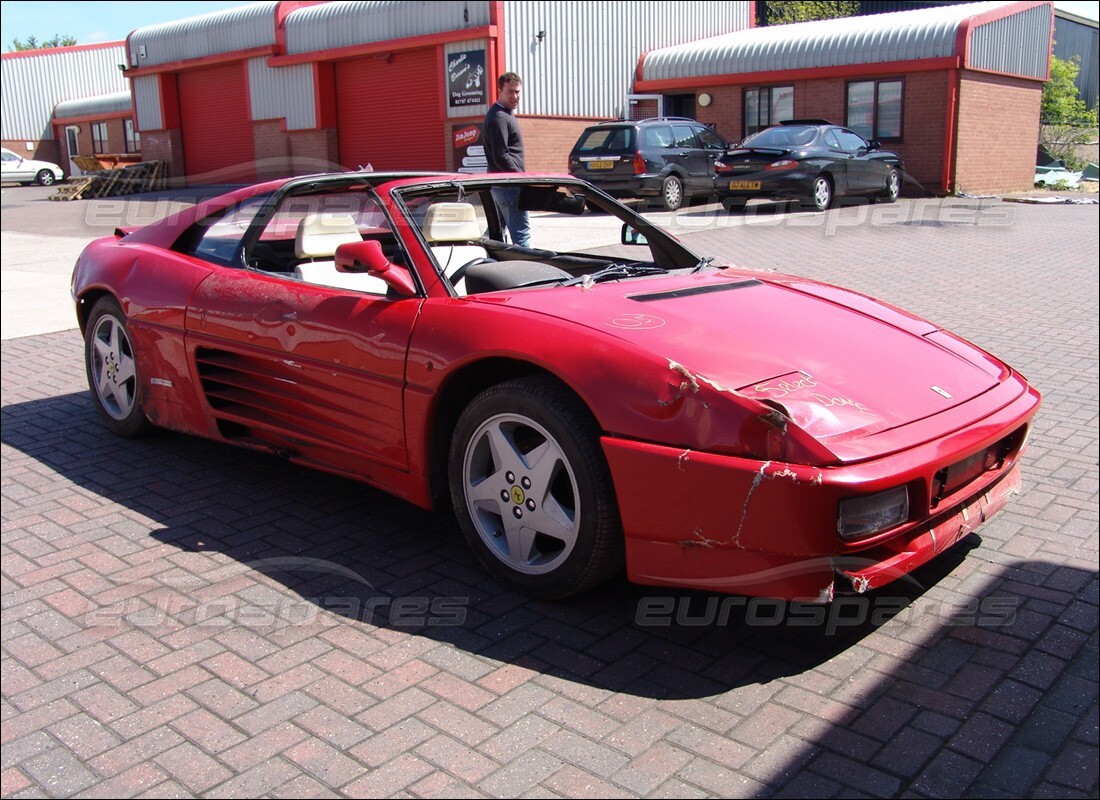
left=491, top=187, right=531, bottom=248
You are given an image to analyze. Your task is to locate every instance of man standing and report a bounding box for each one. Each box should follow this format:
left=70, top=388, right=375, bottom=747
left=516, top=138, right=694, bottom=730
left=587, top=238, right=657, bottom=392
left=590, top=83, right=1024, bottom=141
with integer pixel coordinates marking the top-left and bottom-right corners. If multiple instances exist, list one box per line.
left=483, top=72, right=530, bottom=247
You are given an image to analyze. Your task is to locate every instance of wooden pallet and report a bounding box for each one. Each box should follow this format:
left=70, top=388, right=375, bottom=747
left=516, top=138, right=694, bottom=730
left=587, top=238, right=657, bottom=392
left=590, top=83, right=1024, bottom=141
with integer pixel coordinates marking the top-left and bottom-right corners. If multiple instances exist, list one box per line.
left=49, top=160, right=168, bottom=201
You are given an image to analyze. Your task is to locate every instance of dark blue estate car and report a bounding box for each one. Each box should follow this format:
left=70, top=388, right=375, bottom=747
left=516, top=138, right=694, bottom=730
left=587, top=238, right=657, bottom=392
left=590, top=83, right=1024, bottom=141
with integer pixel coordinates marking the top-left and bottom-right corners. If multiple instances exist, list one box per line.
left=714, top=120, right=903, bottom=212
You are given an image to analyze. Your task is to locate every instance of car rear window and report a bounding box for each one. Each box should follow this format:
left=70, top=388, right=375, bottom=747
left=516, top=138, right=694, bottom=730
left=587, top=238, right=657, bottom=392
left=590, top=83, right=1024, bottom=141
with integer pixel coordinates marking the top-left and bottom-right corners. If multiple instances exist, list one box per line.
left=576, top=127, right=635, bottom=153
left=744, top=126, right=818, bottom=148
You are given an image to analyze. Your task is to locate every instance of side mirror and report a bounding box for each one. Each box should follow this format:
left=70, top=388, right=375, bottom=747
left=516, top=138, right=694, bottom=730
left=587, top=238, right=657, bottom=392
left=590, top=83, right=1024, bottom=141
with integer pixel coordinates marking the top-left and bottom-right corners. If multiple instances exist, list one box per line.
left=335, top=240, right=417, bottom=297
left=621, top=223, right=648, bottom=246
left=868, top=139, right=882, bottom=151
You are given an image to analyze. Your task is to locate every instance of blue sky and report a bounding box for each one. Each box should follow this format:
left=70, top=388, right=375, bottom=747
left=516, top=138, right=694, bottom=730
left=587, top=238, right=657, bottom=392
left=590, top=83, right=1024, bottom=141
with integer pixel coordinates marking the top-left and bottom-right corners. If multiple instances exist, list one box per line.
left=2, top=0, right=1096, bottom=48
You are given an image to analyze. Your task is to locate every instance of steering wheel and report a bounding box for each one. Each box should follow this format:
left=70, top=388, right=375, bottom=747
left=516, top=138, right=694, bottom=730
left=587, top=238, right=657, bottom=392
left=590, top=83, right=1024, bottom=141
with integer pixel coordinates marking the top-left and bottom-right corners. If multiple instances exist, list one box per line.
left=449, top=257, right=495, bottom=286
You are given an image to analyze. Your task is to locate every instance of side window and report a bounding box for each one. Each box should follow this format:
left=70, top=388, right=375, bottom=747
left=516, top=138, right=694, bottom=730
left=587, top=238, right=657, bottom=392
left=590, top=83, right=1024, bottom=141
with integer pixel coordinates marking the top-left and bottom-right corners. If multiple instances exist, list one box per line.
left=185, top=195, right=270, bottom=266
left=834, top=129, right=870, bottom=152
left=642, top=125, right=674, bottom=148
left=824, top=130, right=844, bottom=151
left=695, top=126, right=726, bottom=150
left=671, top=124, right=700, bottom=148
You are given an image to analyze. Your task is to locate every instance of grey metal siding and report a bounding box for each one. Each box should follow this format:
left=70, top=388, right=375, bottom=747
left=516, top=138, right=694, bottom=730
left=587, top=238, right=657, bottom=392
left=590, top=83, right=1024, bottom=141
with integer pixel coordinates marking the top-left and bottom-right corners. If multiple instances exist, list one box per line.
left=969, top=3, right=1051, bottom=79
left=54, top=91, right=132, bottom=120
left=504, top=0, right=754, bottom=118
left=285, top=1, right=491, bottom=55
left=641, top=2, right=1010, bottom=83
left=248, top=57, right=317, bottom=129
left=132, top=75, right=163, bottom=132
left=128, top=2, right=279, bottom=68
left=642, top=1, right=1056, bottom=84
left=1053, top=14, right=1098, bottom=110
left=1, top=45, right=127, bottom=140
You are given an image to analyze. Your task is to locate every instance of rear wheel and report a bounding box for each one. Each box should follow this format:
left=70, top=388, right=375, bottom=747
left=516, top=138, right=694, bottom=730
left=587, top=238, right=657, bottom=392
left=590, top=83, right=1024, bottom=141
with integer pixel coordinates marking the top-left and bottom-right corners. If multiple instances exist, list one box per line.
left=36, top=169, right=57, bottom=186
left=660, top=174, right=684, bottom=211
left=809, top=175, right=833, bottom=211
left=449, top=376, right=623, bottom=598
left=85, top=297, right=152, bottom=438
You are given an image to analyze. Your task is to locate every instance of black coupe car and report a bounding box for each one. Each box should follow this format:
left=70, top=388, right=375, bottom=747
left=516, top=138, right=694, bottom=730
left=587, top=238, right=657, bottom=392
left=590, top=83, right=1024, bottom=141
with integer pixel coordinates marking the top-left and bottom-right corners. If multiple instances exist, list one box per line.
left=714, top=120, right=903, bottom=212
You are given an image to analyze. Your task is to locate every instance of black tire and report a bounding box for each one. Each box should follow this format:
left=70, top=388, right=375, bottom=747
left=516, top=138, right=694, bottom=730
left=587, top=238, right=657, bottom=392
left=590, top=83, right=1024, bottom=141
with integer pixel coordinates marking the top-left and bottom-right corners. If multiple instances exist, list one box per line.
left=448, top=376, right=624, bottom=598
left=84, top=297, right=152, bottom=438
left=721, top=197, right=747, bottom=213
left=879, top=167, right=901, bottom=203
left=809, top=174, right=833, bottom=211
left=36, top=169, right=57, bottom=186
left=660, top=174, right=684, bottom=211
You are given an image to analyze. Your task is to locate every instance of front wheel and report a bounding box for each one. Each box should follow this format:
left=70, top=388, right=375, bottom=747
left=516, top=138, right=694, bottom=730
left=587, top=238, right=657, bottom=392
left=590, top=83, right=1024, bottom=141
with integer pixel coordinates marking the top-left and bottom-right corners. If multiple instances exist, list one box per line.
left=85, top=297, right=152, bottom=437
left=660, top=174, right=684, bottom=211
left=879, top=168, right=901, bottom=203
left=36, top=169, right=57, bottom=186
left=449, top=376, right=623, bottom=598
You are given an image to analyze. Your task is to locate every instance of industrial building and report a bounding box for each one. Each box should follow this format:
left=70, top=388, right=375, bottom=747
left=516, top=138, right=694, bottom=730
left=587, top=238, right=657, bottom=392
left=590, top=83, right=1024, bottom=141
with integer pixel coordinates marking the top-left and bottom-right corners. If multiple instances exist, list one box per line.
left=0, top=0, right=1073, bottom=194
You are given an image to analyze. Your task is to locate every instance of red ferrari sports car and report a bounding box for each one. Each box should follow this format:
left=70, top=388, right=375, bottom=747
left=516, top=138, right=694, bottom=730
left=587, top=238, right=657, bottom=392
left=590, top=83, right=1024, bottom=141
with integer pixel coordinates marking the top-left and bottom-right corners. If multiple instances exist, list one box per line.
left=72, top=172, right=1039, bottom=601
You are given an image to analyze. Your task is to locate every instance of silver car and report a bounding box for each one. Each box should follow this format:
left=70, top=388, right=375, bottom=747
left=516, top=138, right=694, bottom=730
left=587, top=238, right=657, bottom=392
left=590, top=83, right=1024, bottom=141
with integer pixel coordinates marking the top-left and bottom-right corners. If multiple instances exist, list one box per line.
left=1, top=147, right=65, bottom=186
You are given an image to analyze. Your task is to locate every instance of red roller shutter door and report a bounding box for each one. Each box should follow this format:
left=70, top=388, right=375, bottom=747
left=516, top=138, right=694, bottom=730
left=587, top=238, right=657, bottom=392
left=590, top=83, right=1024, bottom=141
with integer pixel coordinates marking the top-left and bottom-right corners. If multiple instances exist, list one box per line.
left=335, top=49, right=444, bottom=171
left=178, top=63, right=254, bottom=183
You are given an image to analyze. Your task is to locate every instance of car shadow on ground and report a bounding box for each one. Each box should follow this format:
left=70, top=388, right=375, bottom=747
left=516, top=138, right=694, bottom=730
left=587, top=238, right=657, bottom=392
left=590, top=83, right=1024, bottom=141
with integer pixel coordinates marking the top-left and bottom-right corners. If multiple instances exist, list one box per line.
left=2, top=388, right=1002, bottom=702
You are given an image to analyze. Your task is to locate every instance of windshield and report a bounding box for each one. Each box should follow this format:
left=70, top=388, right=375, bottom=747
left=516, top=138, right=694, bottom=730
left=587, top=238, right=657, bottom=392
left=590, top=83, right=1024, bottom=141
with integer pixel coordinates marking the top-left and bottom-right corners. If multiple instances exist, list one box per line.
left=395, top=180, right=701, bottom=296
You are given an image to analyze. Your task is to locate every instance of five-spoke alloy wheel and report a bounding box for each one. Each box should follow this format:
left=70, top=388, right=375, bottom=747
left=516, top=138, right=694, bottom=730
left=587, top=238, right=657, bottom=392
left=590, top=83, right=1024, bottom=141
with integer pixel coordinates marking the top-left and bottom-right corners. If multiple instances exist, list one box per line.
left=85, top=297, right=151, bottom=437
left=449, top=377, right=623, bottom=598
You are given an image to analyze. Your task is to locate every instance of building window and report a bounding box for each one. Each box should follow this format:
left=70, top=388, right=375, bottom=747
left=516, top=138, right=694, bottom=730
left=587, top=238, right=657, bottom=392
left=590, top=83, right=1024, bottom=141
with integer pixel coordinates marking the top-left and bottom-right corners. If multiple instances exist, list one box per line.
left=744, top=86, right=793, bottom=137
left=846, top=79, right=903, bottom=141
left=91, top=122, right=108, bottom=154
left=124, top=119, right=140, bottom=153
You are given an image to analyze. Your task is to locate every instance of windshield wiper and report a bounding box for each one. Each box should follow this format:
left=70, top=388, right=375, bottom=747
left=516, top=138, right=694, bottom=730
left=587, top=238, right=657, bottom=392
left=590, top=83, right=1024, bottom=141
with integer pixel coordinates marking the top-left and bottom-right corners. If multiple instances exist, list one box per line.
left=563, top=263, right=667, bottom=287
left=692, top=257, right=715, bottom=273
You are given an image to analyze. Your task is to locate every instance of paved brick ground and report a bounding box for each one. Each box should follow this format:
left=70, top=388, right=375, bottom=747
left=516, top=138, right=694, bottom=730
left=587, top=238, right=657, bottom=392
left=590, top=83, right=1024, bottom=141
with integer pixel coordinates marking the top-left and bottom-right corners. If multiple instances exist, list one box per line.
left=2, top=196, right=1097, bottom=798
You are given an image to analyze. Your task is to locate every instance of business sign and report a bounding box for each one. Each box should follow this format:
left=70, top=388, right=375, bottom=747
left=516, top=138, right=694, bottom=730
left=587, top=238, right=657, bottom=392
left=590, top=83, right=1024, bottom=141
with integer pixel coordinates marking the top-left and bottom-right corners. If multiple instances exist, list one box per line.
left=452, top=124, right=487, bottom=173
left=447, top=50, right=486, bottom=109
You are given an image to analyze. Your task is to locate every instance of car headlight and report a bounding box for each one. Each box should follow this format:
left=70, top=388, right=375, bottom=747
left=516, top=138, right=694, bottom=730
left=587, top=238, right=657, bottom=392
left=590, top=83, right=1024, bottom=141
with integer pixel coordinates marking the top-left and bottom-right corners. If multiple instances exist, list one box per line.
left=837, top=486, right=909, bottom=541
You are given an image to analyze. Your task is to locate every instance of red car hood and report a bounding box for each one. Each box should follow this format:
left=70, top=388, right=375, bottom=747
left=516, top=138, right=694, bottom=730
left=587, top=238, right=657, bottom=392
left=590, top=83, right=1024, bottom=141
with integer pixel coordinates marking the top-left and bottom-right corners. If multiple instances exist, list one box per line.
left=471, top=270, right=1002, bottom=451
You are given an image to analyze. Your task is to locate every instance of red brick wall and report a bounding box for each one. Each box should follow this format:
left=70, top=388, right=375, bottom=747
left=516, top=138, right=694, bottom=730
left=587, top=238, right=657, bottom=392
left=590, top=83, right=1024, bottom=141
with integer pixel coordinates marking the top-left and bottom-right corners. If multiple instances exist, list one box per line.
left=2, top=140, right=61, bottom=165
left=139, top=129, right=184, bottom=184
left=252, top=122, right=342, bottom=181
left=955, top=71, right=1042, bottom=194
left=518, top=116, right=611, bottom=173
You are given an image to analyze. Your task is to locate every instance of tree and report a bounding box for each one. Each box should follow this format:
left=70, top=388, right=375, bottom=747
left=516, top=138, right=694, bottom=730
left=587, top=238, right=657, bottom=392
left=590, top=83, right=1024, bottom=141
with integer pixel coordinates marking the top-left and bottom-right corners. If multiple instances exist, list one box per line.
left=763, top=1, right=860, bottom=25
left=1039, top=54, right=1098, bottom=171
left=8, top=34, right=77, bottom=52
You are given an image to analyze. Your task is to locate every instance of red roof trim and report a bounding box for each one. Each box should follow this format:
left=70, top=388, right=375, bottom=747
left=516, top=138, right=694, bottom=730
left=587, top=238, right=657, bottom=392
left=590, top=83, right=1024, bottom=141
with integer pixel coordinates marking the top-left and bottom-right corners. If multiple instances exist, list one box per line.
left=634, top=57, right=961, bottom=92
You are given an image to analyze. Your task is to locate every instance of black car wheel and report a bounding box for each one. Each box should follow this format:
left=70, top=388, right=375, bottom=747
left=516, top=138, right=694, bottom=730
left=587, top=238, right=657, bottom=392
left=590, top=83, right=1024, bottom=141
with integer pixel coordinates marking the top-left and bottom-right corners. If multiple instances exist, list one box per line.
left=721, top=198, right=747, bottom=213
left=810, top=175, right=833, bottom=212
left=36, top=169, right=57, bottom=186
left=449, top=376, right=624, bottom=598
left=660, top=175, right=684, bottom=211
left=880, top=168, right=901, bottom=203
left=85, top=297, right=152, bottom=438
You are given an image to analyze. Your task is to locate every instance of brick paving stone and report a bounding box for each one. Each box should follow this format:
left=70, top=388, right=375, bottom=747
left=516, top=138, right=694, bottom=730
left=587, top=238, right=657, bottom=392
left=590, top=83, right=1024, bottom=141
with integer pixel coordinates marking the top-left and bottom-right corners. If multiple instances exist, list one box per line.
left=152, top=741, right=233, bottom=794
left=340, top=753, right=435, bottom=796
left=3, top=198, right=1097, bottom=798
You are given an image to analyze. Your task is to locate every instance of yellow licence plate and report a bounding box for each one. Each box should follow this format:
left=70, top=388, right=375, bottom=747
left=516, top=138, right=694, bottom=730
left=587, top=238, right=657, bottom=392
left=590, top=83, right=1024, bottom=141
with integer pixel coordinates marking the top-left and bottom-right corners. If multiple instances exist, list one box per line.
left=587, top=160, right=615, bottom=170
left=729, top=181, right=762, bottom=190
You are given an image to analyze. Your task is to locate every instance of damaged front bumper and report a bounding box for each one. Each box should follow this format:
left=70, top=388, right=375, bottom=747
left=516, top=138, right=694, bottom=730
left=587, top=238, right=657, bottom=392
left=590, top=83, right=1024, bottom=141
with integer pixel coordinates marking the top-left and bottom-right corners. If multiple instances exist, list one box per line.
left=601, top=392, right=1035, bottom=601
